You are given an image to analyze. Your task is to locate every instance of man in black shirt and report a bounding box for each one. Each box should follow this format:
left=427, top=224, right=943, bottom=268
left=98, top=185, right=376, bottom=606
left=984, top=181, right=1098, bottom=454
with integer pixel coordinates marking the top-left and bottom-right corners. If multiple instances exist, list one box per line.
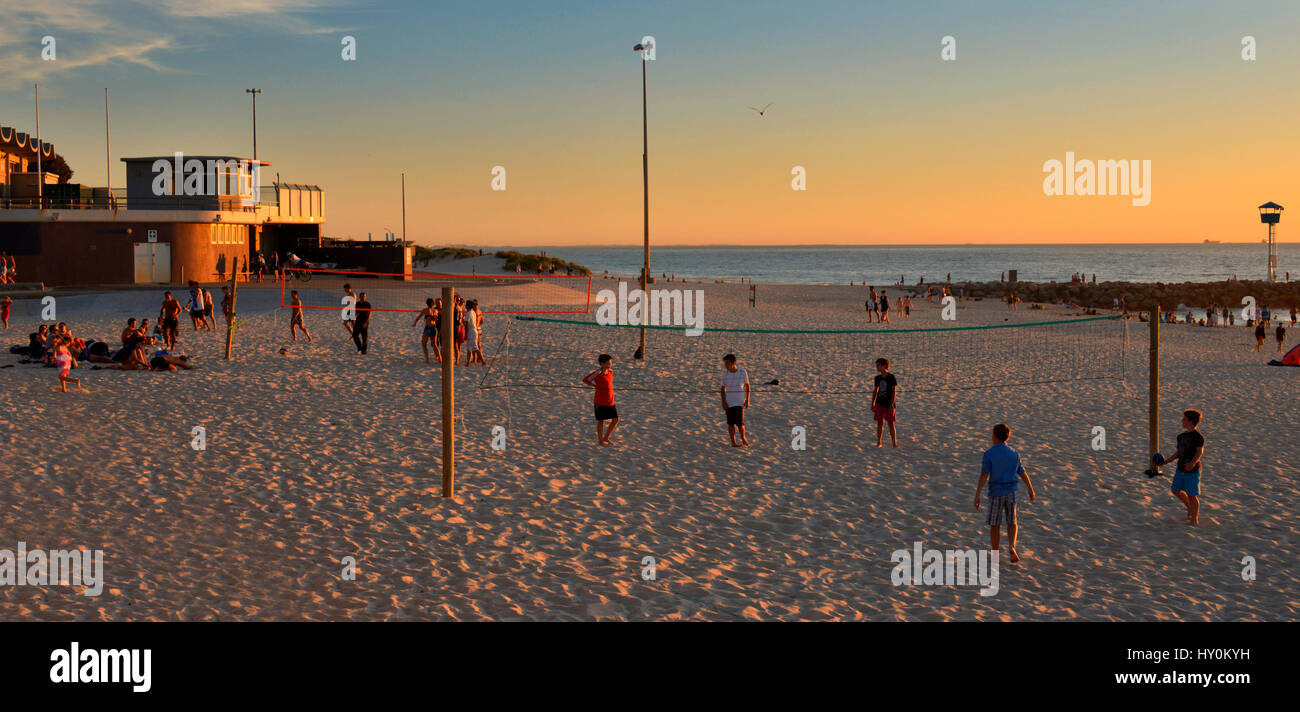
left=1153, top=409, right=1205, bottom=526
left=352, top=292, right=372, bottom=354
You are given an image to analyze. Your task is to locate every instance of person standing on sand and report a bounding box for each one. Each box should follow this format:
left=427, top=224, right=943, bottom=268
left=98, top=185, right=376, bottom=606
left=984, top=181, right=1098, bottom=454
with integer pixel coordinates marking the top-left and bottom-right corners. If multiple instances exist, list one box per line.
left=974, top=423, right=1036, bottom=564
left=720, top=353, right=751, bottom=447
left=1253, top=322, right=1266, bottom=351
left=870, top=357, right=899, bottom=447
left=1291, top=306, right=1298, bottom=326
left=220, top=286, right=233, bottom=329
left=159, top=292, right=182, bottom=350
left=412, top=298, right=439, bottom=364
left=1, top=295, right=10, bottom=329
left=289, top=290, right=313, bottom=342
left=342, top=283, right=357, bottom=337
left=582, top=354, right=619, bottom=446
left=879, top=291, right=891, bottom=325
left=52, top=337, right=88, bottom=393
left=352, top=292, right=372, bottom=354
left=1276, top=322, right=1287, bottom=353
left=1151, top=410, right=1205, bottom=526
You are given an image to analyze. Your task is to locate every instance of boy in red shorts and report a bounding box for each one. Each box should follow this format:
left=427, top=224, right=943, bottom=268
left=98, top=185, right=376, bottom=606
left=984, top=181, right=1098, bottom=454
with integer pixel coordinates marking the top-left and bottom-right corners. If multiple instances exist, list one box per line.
left=871, top=357, right=899, bottom=447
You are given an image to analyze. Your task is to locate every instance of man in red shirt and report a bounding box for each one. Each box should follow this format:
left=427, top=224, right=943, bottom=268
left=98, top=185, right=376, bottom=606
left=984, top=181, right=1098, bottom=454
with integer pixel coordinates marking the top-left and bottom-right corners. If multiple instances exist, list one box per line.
left=582, top=354, right=619, bottom=446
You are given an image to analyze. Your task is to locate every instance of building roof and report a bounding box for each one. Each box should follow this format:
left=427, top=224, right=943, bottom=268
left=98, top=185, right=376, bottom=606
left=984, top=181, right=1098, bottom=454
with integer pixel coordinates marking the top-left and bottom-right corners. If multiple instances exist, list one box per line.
left=0, top=125, right=54, bottom=158
left=1259, top=201, right=1284, bottom=210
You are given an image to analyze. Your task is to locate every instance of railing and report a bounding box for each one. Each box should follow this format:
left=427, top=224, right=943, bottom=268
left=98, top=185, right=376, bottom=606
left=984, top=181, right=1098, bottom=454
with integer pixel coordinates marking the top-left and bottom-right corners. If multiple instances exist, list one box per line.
left=0, top=195, right=273, bottom=212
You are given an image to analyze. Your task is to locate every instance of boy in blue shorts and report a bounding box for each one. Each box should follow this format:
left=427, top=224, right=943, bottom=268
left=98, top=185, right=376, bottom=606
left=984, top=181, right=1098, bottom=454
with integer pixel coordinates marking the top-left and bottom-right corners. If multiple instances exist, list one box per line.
left=974, top=423, right=1037, bottom=563
left=1153, top=409, right=1204, bottom=526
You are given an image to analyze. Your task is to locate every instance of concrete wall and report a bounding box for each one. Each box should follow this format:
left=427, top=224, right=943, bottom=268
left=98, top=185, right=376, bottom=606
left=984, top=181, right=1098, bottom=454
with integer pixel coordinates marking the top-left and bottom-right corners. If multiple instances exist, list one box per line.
left=0, top=221, right=252, bottom=286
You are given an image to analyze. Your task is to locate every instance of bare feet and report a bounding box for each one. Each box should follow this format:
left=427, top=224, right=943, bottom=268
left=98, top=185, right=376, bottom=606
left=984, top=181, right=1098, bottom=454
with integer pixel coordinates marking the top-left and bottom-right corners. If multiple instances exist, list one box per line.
left=1008, top=550, right=1021, bottom=563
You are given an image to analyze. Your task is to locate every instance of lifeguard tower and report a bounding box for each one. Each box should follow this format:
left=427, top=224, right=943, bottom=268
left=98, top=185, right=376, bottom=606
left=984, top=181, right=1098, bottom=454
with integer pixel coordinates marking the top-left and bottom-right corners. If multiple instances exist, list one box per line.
left=1259, top=201, right=1283, bottom=282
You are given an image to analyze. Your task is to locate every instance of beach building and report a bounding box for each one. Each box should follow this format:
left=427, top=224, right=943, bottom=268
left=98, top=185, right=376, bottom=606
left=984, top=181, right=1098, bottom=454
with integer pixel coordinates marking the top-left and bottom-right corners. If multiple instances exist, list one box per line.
left=0, top=124, right=58, bottom=203
left=0, top=136, right=325, bottom=286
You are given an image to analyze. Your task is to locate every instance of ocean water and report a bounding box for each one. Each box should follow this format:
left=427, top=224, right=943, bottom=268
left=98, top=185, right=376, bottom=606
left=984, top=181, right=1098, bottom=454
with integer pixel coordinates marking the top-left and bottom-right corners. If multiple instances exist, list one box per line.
left=500, top=244, right=1296, bottom=286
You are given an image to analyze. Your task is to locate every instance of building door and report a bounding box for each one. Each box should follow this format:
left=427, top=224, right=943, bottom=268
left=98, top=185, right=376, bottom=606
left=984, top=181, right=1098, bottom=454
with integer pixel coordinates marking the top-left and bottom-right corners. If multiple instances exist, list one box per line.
left=133, top=242, right=171, bottom=283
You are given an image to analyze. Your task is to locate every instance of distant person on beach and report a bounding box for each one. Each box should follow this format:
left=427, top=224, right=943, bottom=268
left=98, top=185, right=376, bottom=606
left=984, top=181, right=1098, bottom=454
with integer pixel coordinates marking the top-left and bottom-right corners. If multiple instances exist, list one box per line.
left=412, top=297, right=440, bottom=364
left=254, top=252, right=267, bottom=283
left=342, top=283, right=357, bottom=337
left=149, top=351, right=196, bottom=371
left=159, top=292, right=182, bottom=350
left=352, top=292, right=372, bottom=354
left=720, top=353, right=751, bottom=447
left=973, top=423, right=1036, bottom=564
left=1151, top=410, right=1204, bottom=526
left=202, top=286, right=216, bottom=329
left=216, top=253, right=227, bottom=282
left=871, top=358, right=899, bottom=448
left=185, top=281, right=206, bottom=332
left=582, top=354, right=619, bottom=446
left=1291, top=306, right=1298, bottom=326
left=1253, top=322, right=1266, bottom=351
left=1277, top=323, right=1287, bottom=353
left=289, top=290, right=313, bottom=342
left=465, top=299, right=484, bottom=365
left=1, top=295, right=10, bottom=329
left=220, top=286, right=233, bottom=329
left=879, top=291, right=891, bottom=324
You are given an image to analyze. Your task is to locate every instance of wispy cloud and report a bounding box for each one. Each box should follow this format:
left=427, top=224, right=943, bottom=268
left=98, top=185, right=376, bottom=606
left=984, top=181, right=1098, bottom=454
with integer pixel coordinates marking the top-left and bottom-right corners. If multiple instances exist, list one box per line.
left=0, top=0, right=347, bottom=90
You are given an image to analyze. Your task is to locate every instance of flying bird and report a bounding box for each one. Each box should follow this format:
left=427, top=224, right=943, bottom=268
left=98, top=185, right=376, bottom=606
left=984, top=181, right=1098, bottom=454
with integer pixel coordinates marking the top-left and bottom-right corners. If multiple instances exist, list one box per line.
left=747, top=102, right=773, bottom=117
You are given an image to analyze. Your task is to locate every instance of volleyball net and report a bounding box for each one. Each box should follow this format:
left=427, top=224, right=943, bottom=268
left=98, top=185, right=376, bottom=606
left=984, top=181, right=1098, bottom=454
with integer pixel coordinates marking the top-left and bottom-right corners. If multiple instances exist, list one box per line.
left=478, top=313, right=1133, bottom=397
left=277, top=267, right=592, bottom=314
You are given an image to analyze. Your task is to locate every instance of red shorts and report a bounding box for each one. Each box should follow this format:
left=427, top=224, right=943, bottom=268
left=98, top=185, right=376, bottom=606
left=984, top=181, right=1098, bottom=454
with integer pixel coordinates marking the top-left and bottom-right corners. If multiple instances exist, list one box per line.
left=872, top=404, right=896, bottom=423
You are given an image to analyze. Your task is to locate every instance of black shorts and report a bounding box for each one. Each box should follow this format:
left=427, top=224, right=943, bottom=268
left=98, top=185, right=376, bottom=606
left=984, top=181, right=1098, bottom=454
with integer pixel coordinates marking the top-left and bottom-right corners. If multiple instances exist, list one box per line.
left=162, top=317, right=179, bottom=331
left=594, top=404, right=618, bottom=421
left=726, top=405, right=745, bottom=426
left=190, top=310, right=204, bottom=319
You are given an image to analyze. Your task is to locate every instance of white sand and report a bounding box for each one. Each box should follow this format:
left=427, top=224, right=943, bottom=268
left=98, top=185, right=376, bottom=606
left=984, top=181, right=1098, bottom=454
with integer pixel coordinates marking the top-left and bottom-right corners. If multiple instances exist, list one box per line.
left=0, top=279, right=1295, bottom=620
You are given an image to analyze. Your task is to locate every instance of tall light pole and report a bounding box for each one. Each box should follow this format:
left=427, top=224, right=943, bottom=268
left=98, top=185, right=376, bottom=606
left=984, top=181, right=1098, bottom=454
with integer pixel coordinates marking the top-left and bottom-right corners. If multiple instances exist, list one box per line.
left=34, top=83, right=42, bottom=209
left=633, top=38, right=654, bottom=360
left=245, top=88, right=262, bottom=160
left=401, top=173, right=406, bottom=243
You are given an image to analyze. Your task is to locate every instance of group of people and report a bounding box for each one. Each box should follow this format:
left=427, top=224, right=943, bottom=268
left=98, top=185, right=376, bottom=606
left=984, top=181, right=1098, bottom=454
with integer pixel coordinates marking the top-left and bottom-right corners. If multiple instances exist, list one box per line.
left=411, top=293, right=485, bottom=365
left=285, top=283, right=486, bottom=363
left=0, top=252, right=17, bottom=284
left=862, top=287, right=916, bottom=322
left=7, top=316, right=197, bottom=392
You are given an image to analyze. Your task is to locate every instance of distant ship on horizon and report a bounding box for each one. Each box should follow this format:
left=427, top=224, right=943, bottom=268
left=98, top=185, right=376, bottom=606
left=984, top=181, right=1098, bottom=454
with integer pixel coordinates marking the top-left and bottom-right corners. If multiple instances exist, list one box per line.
left=1203, top=239, right=1221, bottom=244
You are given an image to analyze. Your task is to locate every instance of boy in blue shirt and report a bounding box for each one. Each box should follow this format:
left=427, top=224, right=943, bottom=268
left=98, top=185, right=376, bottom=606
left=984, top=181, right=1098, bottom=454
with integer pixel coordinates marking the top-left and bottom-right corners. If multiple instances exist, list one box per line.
left=974, top=423, right=1037, bottom=563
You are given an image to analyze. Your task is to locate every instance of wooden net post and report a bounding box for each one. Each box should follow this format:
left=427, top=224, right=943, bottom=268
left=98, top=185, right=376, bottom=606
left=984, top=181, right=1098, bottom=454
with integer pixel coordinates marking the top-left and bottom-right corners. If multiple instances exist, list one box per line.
left=441, top=286, right=455, bottom=497
left=1148, top=304, right=1160, bottom=472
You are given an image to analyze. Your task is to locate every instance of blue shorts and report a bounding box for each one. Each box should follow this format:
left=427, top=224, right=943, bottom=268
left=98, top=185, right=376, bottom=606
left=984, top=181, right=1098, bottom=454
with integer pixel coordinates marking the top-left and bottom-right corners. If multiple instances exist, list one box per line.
left=1171, top=470, right=1200, bottom=497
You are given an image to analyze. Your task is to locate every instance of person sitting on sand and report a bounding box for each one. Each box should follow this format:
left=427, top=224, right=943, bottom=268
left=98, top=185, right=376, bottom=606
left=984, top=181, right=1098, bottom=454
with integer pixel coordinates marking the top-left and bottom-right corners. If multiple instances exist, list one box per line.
left=52, top=337, right=88, bottom=393
left=871, top=357, right=899, bottom=447
left=974, top=423, right=1036, bottom=564
left=720, top=353, right=751, bottom=447
left=81, top=338, right=115, bottom=363
left=1151, top=410, right=1204, bottom=526
left=582, top=353, right=619, bottom=446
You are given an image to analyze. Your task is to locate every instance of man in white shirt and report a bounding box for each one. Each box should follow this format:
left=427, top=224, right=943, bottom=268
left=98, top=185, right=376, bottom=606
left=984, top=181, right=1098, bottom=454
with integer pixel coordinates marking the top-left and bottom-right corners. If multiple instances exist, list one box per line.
left=719, top=353, right=751, bottom=447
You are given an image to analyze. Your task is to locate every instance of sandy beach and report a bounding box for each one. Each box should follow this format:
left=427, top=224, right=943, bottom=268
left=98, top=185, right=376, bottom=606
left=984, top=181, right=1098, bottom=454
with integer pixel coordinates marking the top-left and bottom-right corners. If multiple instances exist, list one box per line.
left=0, top=278, right=1296, bottom=621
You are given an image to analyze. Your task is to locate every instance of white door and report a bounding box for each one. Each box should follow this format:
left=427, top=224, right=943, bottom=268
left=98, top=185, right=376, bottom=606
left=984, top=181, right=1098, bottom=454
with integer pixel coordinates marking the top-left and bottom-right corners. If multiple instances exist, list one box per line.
left=133, top=242, right=172, bottom=283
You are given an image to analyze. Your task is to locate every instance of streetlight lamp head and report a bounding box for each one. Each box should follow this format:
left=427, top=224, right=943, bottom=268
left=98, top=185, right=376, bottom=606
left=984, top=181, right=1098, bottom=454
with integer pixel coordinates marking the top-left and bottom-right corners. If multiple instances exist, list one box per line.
left=633, top=43, right=645, bottom=51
